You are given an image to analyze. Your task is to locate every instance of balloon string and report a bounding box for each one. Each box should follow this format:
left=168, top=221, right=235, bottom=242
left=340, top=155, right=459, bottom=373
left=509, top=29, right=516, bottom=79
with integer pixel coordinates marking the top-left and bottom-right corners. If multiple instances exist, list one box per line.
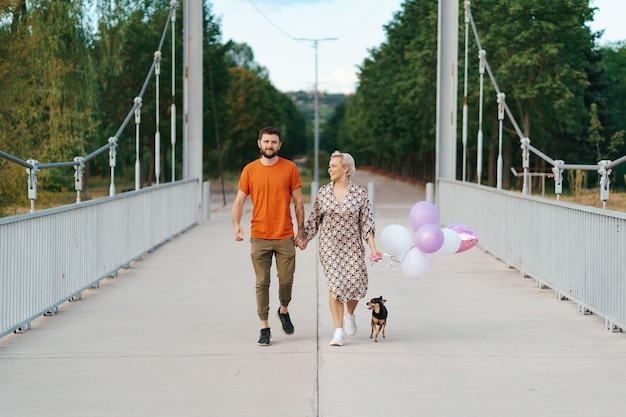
left=370, top=246, right=413, bottom=267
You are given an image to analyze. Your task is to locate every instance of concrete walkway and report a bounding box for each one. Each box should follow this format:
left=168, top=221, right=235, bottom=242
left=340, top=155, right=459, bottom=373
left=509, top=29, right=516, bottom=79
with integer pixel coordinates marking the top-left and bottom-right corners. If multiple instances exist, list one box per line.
left=1, top=171, right=626, bottom=417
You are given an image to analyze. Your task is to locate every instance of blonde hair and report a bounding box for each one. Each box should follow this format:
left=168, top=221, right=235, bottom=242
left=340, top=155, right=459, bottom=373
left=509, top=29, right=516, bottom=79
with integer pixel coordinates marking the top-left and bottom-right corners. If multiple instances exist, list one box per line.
left=331, top=150, right=356, bottom=177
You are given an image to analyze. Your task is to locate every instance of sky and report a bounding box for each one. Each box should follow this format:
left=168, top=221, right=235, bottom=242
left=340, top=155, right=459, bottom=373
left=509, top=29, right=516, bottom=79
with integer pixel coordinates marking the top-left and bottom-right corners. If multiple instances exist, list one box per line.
left=209, top=0, right=626, bottom=95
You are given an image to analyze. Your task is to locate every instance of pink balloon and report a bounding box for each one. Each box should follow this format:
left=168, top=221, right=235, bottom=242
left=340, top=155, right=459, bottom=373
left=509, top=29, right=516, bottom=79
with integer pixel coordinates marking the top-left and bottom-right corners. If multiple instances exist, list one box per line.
left=414, top=224, right=444, bottom=253
left=447, top=223, right=479, bottom=253
left=409, top=201, right=439, bottom=232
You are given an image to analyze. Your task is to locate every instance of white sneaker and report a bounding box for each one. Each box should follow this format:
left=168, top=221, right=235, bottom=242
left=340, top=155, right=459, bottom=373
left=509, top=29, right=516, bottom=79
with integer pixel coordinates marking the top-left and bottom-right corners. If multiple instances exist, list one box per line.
left=330, top=328, right=345, bottom=346
left=344, top=313, right=357, bottom=336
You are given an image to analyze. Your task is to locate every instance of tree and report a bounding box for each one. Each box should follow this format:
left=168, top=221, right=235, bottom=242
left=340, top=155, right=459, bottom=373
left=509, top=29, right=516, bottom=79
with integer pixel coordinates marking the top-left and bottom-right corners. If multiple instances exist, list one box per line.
left=466, top=0, right=596, bottom=187
left=0, top=0, right=98, bottom=214
left=333, top=0, right=599, bottom=187
left=340, top=0, right=438, bottom=181
left=221, top=65, right=306, bottom=173
left=92, top=0, right=182, bottom=186
left=597, top=42, right=626, bottom=187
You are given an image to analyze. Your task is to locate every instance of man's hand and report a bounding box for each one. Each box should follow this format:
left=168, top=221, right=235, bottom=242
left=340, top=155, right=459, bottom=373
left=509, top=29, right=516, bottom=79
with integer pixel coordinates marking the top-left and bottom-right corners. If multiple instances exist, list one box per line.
left=295, top=230, right=308, bottom=250
left=233, top=225, right=244, bottom=241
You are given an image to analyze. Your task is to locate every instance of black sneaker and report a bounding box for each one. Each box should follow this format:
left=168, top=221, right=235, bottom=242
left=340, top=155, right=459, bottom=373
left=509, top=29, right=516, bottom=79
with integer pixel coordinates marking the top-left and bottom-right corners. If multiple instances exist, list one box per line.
left=277, top=308, right=295, bottom=335
left=258, top=328, right=271, bottom=346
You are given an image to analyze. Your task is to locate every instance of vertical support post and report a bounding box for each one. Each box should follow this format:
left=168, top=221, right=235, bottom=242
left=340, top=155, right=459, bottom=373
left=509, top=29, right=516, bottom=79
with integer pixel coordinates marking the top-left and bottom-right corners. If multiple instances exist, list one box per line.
left=496, top=92, right=505, bottom=190
left=368, top=182, right=375, bottom=216
left=436, top=0, right=459, bottom=190
left=171, top=0, right=177, bottom=183
left=155, top=50, right=161, bottom=186
left=26, top=159, right=39, bottom=213
left=73, top=156, right=84, bottom=203
left=552, top=160, right=563, bottom=200
left=203, top=181, right=211, bottom=221
left=184, top=0, right=203, bottom=221
left=108, top=137, right=117, bottom=196
left=598, top=160, right=612, bottom=207
left=311, top=181, right=319, bottom=207
left=134, top=97, right=142, bottom=191
left=462, top=1, right=470, bottom=182
left=426, top=182, right=435, bottom=204
left=477, top=49, right=485, bottom=185
left=520, top=137, right=530, bottom=195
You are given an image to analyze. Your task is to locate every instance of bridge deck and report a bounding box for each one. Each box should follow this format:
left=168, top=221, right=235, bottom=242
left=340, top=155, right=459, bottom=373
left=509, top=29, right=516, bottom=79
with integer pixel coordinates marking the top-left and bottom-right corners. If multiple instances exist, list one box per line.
left=1, top=171, right=625, bottom=417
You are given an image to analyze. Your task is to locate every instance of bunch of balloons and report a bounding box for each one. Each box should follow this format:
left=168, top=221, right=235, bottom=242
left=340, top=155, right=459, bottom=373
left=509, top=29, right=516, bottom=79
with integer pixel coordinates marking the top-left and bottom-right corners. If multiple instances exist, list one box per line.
left=378, top=201, right=478, bottom=279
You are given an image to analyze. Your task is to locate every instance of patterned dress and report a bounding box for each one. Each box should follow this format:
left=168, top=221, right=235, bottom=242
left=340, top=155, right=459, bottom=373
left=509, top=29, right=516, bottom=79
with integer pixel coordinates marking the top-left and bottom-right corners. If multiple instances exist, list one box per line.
left=305, top=181, right=376, bottom=303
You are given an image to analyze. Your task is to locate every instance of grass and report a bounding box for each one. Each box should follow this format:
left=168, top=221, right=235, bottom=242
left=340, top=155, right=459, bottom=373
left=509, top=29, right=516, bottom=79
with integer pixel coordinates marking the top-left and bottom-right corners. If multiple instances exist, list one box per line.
left=556, top=189, right=626, bottom=212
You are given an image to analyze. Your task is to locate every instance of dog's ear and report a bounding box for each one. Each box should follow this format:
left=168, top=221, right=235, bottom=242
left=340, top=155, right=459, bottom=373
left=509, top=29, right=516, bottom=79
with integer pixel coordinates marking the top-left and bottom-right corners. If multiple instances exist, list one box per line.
left=381, top=299, right=387, bottom=304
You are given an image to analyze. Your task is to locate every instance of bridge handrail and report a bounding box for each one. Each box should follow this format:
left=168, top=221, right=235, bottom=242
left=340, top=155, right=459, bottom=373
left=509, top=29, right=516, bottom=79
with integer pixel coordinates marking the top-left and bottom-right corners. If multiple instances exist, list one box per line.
left=464, top=2, right=625, bottom=207
left=438, top=178, right=626, bottom=333
left=0, top=178, right=198, bottom=339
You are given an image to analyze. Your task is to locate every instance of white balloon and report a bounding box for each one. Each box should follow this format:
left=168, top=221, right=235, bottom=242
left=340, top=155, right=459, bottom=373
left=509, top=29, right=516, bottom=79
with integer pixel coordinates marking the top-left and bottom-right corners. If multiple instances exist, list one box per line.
left=401, top=247, right=429, bottom=279
left=380, top=224, right=414, bottom=257
left=435, top=228, right=462, bottom=256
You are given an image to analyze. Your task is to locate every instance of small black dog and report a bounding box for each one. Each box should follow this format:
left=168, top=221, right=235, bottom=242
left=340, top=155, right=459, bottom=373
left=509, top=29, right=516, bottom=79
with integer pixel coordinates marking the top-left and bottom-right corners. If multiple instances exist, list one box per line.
left=366, top=296, right=388, bottom=342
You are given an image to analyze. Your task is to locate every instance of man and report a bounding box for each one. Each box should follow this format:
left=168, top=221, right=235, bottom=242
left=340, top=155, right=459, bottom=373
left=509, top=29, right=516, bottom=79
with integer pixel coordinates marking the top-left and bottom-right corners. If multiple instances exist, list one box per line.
left=232, top=126, right=306, bottom=346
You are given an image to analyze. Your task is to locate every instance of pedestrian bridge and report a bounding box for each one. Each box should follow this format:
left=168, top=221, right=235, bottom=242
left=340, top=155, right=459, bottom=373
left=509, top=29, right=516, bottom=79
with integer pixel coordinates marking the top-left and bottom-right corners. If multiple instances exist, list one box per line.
left=1, top=171, right=625, bottom=417
left=2, top=3, right=626, bottom=413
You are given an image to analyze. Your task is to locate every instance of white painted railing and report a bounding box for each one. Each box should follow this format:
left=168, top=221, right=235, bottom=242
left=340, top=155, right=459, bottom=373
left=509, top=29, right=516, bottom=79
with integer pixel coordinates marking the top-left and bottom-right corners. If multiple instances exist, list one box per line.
left=437, top=178, right=626, bottom=332
left=0, top=179, right=198, bottom=338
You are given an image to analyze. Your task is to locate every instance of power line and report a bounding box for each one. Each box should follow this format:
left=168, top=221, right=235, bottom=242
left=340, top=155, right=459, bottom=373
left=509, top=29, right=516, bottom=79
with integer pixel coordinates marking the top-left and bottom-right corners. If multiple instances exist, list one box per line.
left=245, top=0, right=392, bottom=45
left=336, top=0, right=390, bottom=39
left=245, top=0, right=298, bottom=40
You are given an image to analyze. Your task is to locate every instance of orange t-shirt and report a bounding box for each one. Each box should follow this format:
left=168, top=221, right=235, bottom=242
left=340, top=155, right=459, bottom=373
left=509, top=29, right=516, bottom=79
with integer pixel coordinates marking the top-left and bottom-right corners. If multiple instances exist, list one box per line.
left=238, top=157, right=302, bottom=240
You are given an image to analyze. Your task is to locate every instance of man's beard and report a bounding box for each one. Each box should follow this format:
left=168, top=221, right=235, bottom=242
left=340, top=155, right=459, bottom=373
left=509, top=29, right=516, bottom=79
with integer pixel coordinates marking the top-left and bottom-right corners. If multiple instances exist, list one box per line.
left=260, top=148, right=277, bottom=159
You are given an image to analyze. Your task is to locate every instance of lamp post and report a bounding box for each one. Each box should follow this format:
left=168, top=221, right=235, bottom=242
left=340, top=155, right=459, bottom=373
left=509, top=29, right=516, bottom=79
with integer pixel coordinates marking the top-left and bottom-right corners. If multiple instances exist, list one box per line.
left=295, top=37, right=338, bottom=192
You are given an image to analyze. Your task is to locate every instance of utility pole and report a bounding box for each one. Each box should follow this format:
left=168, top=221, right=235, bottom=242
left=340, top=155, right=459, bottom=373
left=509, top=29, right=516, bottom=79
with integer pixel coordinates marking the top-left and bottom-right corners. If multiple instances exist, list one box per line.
left=295, top=37, right=338, bottom=195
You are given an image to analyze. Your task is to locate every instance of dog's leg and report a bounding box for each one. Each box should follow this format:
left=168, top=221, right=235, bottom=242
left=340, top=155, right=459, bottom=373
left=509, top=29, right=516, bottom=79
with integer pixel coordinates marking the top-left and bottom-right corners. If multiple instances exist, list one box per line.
left=381, top=322, right=386, bottom=339
left=373, top=325, right=380, bottom=342
left=369, top=320, right=375, bottom=339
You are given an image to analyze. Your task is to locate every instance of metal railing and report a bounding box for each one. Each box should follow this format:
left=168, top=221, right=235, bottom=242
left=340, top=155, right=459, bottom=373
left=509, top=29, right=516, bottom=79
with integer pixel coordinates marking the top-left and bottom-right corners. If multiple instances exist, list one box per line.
left=438, top=178, right=626, bottom=332
left=0, top=179, right=198, bottom=338
left=462, top=2, right=626, bottom=209
left=0, top=1, right=178, bottom=213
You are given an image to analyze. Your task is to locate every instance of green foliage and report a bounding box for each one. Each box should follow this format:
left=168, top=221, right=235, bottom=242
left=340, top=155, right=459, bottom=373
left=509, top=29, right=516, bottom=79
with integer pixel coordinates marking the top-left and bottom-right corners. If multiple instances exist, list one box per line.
left=339, top=0, right=439, bottom=180
left=219, top=66, right=306, bottom=174
left=330, top=0, right=601, bottom=186
left=4, top=0, right=626, bottom=214
left=0, top=0, right=98, bottom=214
left=598, top=42, right=626, bottom=169
left=0, top=0, right=308, bottom=214
left=588, top=103, right=604, bottom=160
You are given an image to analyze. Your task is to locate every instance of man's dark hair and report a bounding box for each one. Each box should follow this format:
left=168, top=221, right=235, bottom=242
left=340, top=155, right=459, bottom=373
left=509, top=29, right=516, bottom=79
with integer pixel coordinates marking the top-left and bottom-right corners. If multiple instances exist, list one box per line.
left=258, top=126, right=282, bottom=142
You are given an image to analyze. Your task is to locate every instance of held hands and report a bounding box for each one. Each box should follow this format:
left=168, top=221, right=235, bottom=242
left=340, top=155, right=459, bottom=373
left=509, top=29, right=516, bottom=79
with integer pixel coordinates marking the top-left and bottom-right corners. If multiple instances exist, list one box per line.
left=295, top=230, right=308, bottom=250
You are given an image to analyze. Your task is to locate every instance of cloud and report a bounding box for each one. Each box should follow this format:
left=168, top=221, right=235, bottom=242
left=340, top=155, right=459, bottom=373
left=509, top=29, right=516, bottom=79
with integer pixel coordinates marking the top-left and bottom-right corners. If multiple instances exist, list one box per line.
left=319, top=67, right=358, bottom=94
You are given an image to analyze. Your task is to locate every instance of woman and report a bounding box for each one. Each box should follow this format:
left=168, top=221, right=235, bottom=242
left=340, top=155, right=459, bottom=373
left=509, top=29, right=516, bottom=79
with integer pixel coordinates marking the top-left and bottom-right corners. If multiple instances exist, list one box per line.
left=304, top=151, right=381, bottom=346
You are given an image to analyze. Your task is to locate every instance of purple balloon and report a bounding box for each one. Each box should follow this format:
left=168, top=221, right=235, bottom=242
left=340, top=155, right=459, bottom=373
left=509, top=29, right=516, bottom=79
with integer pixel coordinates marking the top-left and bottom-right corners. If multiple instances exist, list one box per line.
left=414, top=224, right=444, bottom=253
left=409, top=201, right=439, bottom=232
left=447, top=223, right=479, bottom=253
